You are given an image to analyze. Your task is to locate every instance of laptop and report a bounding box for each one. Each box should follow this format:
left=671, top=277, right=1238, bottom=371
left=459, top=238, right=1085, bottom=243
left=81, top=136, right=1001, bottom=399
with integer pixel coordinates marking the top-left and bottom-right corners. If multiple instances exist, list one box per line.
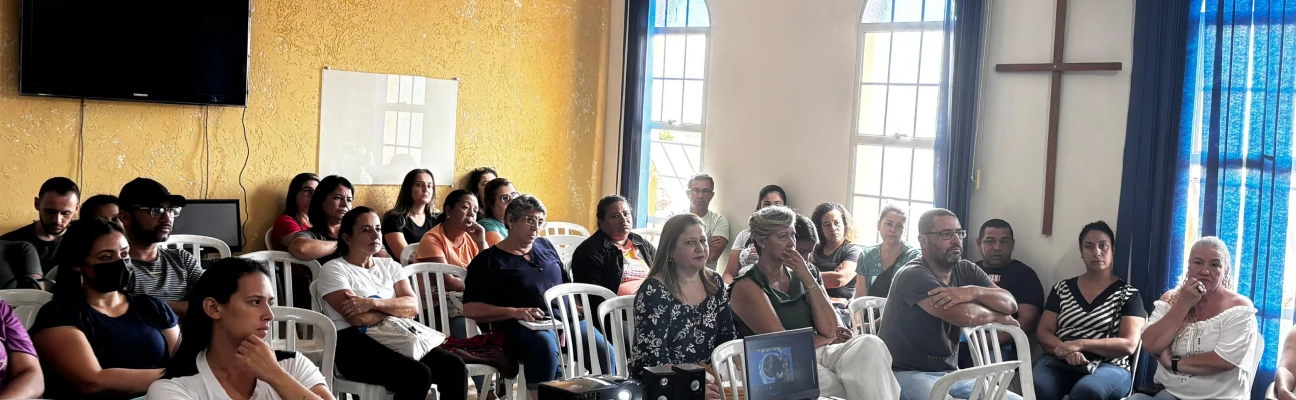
left=743, top=328, right=841, bottom=400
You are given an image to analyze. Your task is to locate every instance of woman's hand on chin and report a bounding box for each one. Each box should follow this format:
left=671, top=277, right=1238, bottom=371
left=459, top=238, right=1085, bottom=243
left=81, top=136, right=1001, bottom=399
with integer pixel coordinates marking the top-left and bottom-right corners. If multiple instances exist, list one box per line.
left=237, top=335, right=289, bottom=383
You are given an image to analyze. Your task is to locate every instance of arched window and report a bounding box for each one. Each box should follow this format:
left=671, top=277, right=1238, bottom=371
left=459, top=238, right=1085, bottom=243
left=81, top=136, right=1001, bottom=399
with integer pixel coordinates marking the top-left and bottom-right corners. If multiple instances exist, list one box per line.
left=849, top=0, right=947, bottom=243
left=640, top=0, right=710, bottom=226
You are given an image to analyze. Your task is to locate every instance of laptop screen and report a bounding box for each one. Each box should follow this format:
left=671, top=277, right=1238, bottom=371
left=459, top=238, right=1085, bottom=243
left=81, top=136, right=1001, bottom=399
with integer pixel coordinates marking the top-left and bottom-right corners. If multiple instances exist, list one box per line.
left=744, top=327, right=819, bottom=400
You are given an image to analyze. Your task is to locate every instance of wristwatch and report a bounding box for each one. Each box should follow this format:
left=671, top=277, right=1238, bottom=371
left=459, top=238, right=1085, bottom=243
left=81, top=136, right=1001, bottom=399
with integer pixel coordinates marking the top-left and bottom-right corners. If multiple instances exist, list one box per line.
left=1171, top=356, right=1182, bottom=373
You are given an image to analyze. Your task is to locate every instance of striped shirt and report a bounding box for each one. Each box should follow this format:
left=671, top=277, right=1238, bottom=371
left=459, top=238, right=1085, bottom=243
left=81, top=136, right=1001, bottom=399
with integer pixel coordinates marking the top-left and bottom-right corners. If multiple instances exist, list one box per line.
left=1044, top=278, right=1147, bottom=369
left=128, top=248, right=203, bottom=302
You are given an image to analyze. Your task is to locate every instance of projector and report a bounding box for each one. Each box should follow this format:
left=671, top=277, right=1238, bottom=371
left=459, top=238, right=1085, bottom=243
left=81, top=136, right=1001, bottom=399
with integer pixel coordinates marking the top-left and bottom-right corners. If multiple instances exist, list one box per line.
left=538, top=375, right=644, bottom=400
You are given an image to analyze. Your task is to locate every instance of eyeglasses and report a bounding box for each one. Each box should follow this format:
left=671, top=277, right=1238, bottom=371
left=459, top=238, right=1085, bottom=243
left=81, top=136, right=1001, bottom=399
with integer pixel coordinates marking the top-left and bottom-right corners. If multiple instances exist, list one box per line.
left=522, top=216, right=546, bottom=228
left=299, top=188, right=315, bottom=196
left=923, top=229, right=967, bottom=240
left=136, top=207, right=182, bottom=219
left=981, top=238, right=1013, bottom=246
left=498, top=192, right=520, bottom=203
left=688, top=188, right=714, bottom=195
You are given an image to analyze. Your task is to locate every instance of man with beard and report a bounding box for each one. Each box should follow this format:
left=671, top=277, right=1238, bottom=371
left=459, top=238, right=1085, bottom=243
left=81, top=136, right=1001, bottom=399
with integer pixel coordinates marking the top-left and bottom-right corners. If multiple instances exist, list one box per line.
left=1, top=177, right=80, bottom=274
left=957, top=219, right=1044, bottom=368
left=117, top=178, right=203, bottom=318
left=878, top=208, right=1021, bottom=400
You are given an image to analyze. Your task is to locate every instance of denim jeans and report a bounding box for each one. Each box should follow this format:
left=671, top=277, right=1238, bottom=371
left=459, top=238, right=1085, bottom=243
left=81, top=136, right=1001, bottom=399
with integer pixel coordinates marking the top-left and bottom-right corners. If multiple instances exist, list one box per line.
left=1032, top=356, right=1133, bottom=400
left=1126, top=391, right=1180, bottom=400
left=894, top=370, right=1024, bottom=400
left=498, top=320, right=615, bottom=390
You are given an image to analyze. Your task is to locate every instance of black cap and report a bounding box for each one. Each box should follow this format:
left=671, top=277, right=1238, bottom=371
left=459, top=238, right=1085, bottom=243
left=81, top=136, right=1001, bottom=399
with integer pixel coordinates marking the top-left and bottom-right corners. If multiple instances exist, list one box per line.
left=117, top=178, right=187, bottom=208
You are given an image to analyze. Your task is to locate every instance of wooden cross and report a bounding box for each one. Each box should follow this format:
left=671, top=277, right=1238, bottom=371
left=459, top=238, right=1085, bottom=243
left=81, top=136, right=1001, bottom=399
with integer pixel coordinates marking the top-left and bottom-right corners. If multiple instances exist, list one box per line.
left=994, top=0, right=1122, bottom=236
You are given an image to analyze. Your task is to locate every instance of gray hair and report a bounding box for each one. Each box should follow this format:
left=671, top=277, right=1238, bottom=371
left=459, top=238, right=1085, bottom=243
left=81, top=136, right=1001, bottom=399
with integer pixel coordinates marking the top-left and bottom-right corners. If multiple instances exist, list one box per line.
left=688, top=173, right=715, bottom=189
left=747, top=206, right=796, bottom=252
left=1188, top=236, right=1234, bottom=290
left=504, top=194, right=546, bottom=222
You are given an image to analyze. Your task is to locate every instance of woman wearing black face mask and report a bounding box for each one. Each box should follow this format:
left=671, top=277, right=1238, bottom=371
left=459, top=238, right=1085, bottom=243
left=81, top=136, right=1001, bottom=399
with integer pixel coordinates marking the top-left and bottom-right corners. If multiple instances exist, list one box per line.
left=29, top=218, right=180, bottom=399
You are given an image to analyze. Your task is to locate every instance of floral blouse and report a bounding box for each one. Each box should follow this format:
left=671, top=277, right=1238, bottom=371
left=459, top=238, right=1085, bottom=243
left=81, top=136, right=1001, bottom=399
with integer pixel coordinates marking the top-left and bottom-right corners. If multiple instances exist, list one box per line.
left=631, top=271, right=737, bottom=375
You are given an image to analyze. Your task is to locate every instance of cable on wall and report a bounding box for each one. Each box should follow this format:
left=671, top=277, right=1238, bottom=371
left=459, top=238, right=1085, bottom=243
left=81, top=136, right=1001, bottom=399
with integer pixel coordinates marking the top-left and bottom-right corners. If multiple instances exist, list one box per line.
left=78, top=99, right=86, bottom=185
left=204, top=105, right=211, bottom=199
left=238, top=106, right=250, bottom=249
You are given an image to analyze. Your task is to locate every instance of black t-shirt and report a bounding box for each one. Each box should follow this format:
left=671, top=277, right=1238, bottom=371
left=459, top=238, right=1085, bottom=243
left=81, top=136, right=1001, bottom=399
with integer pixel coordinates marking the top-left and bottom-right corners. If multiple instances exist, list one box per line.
left=0, top=223, right=59, bottom=274
left=463, top=238, right=569, bottom=329
left=380, top=212, right=436, bottom=257
left=974, top=259, right=1044, bottom=318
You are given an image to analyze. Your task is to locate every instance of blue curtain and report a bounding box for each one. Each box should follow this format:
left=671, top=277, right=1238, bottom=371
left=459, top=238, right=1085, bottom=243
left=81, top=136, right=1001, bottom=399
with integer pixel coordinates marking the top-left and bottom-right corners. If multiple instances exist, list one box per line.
left=1112, top=0, right=1192, bottom=388
left=619, top=0, right=652, bottom=214
left=1176, top=0, right=1294, bottom=397
left=934, top=0, right=986, bottom=224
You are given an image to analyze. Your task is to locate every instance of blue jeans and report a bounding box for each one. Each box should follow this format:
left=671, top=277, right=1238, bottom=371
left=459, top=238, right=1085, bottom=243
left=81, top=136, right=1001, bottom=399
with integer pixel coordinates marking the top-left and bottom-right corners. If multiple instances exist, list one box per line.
left=1032, top=356, right=1132, bottom=400
left=499, top=321, right=615, bottom=390
left=894, top=371, right=1024, bottom=400
left=1126, top=391, right=1179, bottom=400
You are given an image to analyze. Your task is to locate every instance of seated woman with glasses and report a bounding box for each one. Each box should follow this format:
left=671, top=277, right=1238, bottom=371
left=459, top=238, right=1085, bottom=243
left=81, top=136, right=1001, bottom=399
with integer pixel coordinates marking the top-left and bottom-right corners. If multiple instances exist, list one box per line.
left=31, top=218, right=179, bottom=399
left=382, top=169, right=439, bottom=263
left=464, top=195, right=614, bottom=399
left=271, top=173, right=319, bottom=251
left=480, top=178, right=518, bottom=246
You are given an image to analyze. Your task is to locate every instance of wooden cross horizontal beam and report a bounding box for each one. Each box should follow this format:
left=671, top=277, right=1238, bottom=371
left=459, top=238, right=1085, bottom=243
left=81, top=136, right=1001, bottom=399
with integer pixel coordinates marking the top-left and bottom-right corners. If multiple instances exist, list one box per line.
left=995, top=62, right=1123, bottom=72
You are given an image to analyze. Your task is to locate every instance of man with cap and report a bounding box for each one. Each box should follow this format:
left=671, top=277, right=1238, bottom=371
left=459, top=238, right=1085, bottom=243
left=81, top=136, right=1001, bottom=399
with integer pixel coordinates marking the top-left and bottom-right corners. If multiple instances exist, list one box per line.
left=117, top=178, right=203, bottom=318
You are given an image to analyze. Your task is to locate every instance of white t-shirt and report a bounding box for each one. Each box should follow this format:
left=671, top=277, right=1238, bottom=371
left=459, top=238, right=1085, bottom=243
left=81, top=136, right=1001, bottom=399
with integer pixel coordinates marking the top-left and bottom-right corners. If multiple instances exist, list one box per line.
left=698, top=211, right=731, bottom=271
left=730, top=229, right=757, bottom=270
left=146, top=350, right=326, bottom=400
left=317, top=257, right=411, bottom=330
left=1149, top=300, right=1259, bottom=400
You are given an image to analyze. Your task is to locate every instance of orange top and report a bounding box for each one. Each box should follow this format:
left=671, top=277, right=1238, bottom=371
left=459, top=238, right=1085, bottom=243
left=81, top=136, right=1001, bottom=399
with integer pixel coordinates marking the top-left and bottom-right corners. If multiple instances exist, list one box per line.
left=415, top=224, right=481, bottom=268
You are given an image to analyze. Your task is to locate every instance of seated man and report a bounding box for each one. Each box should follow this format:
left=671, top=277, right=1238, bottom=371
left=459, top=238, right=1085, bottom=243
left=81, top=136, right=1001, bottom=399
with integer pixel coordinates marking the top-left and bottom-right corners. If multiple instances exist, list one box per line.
left=878, top=208, right=1022, bottom=400
left=0, top=241, right=43, bottom=289
left=0, top=299, right=42, bottom=399
left=958, top=219, right=1043, bottom=368
left=117, top=178, right=203, bottom=318
left=1276, top=327, right=1296, bottom=400
left=1, top=177, right=79, bottom=274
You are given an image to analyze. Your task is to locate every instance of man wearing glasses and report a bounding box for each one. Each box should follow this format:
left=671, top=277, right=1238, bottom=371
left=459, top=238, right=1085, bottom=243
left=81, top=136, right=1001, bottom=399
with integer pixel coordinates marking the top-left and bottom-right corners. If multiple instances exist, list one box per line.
left=878, top=208, right=1022, bottom=400
left=117, top=178, right=203, bottom=318
left=684, top=173, right=729, bottom=272
left=957, top=219, right=1044, bottom=369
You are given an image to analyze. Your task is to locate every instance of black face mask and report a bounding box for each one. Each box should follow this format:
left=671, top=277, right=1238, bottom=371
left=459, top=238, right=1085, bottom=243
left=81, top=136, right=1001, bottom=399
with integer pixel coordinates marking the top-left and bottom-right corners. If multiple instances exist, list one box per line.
left=83, top=259, right=132, bottom=293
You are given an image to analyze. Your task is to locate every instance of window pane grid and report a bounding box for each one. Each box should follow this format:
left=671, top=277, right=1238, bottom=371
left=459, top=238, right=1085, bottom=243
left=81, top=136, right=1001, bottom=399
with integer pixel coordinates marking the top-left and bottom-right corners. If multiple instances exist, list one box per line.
left=645, top=0, right=709, bottom=227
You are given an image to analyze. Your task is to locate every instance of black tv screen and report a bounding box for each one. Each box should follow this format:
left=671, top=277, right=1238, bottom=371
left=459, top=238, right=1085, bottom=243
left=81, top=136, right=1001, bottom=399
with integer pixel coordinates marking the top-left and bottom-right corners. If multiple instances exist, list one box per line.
left=19, top=0, right=251, bottom=106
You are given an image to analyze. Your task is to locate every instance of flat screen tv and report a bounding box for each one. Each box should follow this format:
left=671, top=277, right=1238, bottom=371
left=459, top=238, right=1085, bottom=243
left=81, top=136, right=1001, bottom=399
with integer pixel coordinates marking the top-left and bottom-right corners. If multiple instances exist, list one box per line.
left=19, top=0, right=251, bottom=106
left=172, top=199, right=243, bottom=252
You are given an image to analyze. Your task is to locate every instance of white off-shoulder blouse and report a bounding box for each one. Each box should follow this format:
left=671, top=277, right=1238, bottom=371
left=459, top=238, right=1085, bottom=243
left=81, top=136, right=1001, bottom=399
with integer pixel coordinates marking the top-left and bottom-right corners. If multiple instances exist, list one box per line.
left=1148, top=300, right=1259, bottom=400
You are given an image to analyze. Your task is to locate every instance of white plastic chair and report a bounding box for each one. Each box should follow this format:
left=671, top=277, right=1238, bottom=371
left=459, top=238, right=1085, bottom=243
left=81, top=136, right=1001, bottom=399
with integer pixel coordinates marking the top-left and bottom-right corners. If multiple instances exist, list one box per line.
left=631, top=227, right=661, bottom=249
left=264, top=227, right=274, bottom=251
left=542, top=222, right=590, bottom=237
left=544, top=283, right=616, bottom=378
left=597, top=295, right=635, bottom=377
left=400, top=243, right=421, bottom=266
left=848, top=296, right=887, bottom=335
left=929, top=360, right=1021, bottom=400
left=545, top=235, right=585, bottom=268
left=404, top=262, right=509, bottom=400
left=963, top=323, right=1035, bottom=399
left=308, top=281, right=396, bottom=399
left=0, top=289, right=52, bottom=328
left=165, top=234, right=232, bottom=260
left=710, top=338, right=745, bottom=400
left=267, top=306, right=337, bottom=391
left=240, top=251, right=322, bottom=312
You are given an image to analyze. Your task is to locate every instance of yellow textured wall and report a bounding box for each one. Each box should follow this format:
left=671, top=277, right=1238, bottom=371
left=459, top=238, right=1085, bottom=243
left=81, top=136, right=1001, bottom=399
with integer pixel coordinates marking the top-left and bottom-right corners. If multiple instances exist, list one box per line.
left=0, top=0, right=609, bottom=250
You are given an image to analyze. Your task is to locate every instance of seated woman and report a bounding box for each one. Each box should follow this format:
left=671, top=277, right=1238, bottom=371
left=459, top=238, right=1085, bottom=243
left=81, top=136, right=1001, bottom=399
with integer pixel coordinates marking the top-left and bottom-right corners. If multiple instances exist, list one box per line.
left=855, top=204, right=920, bottom=298
left=415, top=189, right=486, bottom=267
left=464, top=195, right=613, bottom=400
left=1132, top=236, right=1259, bottom=400
left=1275, top=328, right=1296, bottom=400
left=271, top=173, right=318, bottom=251
left=147, top=258, right=332, bottom=400
left=31, top=218, right=179, bottom=399
left=480, top=178, right=517, bottom=246
left=729, top=207, right=899, bottom=399
left=382, top=169, right=438, bottom=263
left=723, top=185, right=788, bottom=283
left=288, top=175, right=352, bottom=265
left=631, top=214, right=731, bottom=399
left=319, top=207, right=467, bottom=400
left=571, top=195, right=656, bottom=312
left=1032, top=221, right=1146, bottom=400
left=463, top=167, right=498, bottom=212
left=80, top=194, right=121, bottom=225
left=808, top=203, right=862, bottom=304
left=0, top=299, right=43, bottom=398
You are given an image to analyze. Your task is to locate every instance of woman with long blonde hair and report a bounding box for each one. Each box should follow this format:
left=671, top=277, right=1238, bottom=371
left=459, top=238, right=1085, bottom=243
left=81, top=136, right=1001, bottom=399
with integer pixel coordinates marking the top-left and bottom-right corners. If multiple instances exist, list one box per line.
left=630, top=214, right=731, bottom=399
left=1134, top=237, right=1259, bottom=400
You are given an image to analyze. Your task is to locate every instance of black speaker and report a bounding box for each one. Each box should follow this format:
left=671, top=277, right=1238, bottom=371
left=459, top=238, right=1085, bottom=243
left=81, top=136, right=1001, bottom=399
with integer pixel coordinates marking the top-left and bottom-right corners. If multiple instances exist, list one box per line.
left=671, top=363, right=707, bottom=400
left=640, top=365, right=674, bottom=400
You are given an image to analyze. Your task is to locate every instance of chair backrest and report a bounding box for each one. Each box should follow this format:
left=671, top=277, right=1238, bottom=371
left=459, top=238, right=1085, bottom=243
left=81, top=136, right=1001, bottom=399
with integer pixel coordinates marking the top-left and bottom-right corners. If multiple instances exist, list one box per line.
left=269, top=306, right=337, bottom=390
left=962, top=323, right=1035, bottom=399
left=542, top=222, right=590, bottom=237
left=0, top=289, right=53, bottom=328
left=710, top=338, right=745, bottom=400
left=545, top=235, right=585, bottom=268
left=165, top=234, right=233, bottom=260
left=631, top=227, right=661, bottom=249
left=597, top=295, right=635, bottom=377
left=264, top=227, right=274, bottom=251
left=1127, top=341, right=1142, bottom=397
left=239, top=251, right=323, bottom=312
left=848, top=296, right=887, bottom=335
left=400, top=243, right=421, bottom=266
left=929, top=360, right=1020, bottom=400
left=404, top=262, right=465, bottom=334
left=544, top=283, right=617, bottom=378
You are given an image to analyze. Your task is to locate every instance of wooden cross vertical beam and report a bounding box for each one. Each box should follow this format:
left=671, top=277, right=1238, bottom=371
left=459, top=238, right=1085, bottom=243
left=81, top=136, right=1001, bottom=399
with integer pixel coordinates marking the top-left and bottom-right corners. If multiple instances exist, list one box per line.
left=993, top=0, right=1121, bottom=236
